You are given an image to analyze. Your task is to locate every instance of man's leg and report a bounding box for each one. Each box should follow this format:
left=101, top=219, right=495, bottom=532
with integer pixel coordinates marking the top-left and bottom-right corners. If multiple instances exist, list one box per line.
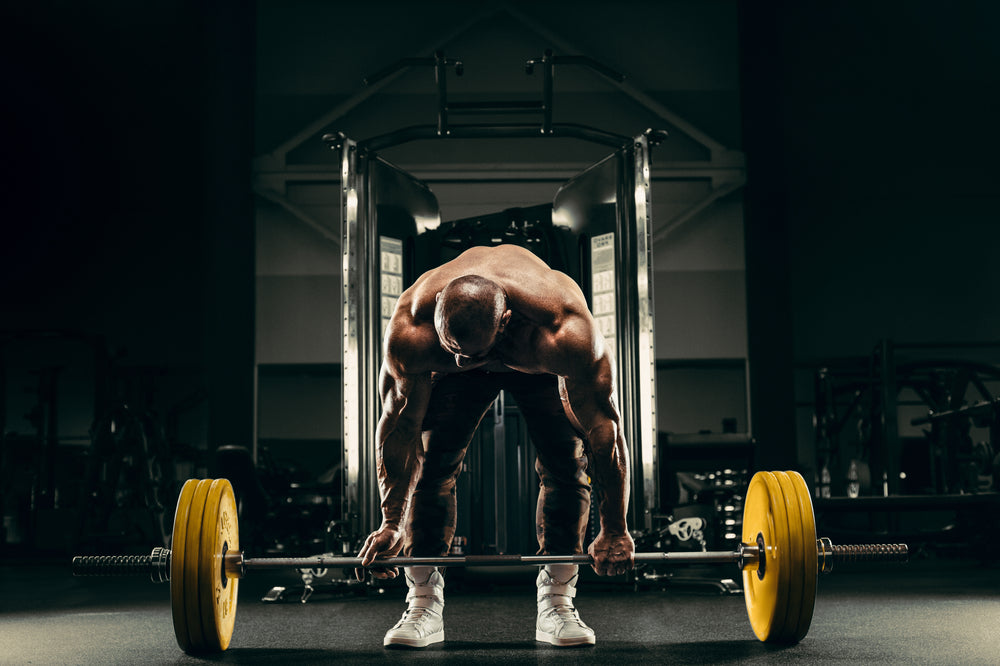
left=384, top=371, right=500, bottom=648
left=405, top=370, right=502, bottom=557
left=508, top=374, right=595, bottom=647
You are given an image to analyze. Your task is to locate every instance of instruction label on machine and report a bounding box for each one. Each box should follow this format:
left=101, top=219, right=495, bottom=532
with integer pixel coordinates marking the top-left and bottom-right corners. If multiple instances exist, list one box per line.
left=590, top=233, right=616, bottom=349
left=380, top=236, right=404, bottom=339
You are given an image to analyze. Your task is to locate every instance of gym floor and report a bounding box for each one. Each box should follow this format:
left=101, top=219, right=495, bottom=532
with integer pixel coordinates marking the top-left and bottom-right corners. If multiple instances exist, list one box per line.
left=1, top=554, right=998, bottom=665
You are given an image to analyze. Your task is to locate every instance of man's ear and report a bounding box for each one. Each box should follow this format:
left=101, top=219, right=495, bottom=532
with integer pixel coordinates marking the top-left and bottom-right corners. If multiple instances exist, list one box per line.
left=435, top=291, right=442, bottom=303
left=499, top=309, right=513, bottom=332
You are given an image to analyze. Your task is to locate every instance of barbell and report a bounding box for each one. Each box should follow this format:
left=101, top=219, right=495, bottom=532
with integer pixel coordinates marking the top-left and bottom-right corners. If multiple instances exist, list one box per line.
left=72, top=471, right=908, bottom=653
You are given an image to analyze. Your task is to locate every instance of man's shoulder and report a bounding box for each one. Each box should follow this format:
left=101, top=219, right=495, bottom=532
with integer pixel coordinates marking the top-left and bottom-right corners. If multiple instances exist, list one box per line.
left=385, top=318, right=439, bottom=374
left=523, top=311, right=601, bottom=376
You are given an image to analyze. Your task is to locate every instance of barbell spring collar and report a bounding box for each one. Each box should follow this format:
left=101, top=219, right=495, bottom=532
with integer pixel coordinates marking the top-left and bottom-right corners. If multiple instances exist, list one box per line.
left=72, top=547, right=171, bottom=584
left=817, top=537, right=909, bottom=573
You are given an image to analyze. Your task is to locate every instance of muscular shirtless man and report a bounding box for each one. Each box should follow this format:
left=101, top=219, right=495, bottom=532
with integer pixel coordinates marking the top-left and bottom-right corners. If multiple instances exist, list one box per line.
left=357, top=244, right=635, bottom=648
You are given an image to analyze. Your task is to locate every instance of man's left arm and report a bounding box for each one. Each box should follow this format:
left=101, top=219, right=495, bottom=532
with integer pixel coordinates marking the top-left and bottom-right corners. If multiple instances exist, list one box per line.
left=556, top=319, right=635, bottom=576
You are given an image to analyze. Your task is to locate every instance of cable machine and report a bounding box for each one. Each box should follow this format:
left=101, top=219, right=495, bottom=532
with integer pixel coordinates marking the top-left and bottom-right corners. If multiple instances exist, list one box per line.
left=330, top=51, right=661, bottom=554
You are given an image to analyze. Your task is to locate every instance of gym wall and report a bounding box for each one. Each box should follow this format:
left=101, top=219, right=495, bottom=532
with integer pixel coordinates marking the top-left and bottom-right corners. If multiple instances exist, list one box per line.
left=2, top=1, right=996, bottom=505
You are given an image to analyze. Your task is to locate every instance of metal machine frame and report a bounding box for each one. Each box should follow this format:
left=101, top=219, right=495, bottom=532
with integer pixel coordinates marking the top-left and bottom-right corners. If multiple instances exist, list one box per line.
left=333, top=50, right=661, bottom=546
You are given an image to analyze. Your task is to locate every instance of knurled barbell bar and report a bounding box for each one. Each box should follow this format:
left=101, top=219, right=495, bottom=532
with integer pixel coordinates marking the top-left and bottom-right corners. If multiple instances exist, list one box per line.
left=71, top=471, right=908, bottom=653
left=72, top=539, right=905, bottom=581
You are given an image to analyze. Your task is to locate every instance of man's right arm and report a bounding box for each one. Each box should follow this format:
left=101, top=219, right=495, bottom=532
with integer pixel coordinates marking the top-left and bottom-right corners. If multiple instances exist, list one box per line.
left=356, top=354, right=433, bottom=579
left=374, top=362, right=432, bottom=528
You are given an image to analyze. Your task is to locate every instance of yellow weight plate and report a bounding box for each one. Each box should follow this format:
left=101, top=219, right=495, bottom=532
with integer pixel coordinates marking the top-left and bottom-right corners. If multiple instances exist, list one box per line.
left=759, top=472, right=793, bottom=642
left=774, top=472, right=804, bottom=643
left=741, top=471, right=791, bottom=642
left=198, top=479, right=239, bottom=651
left=183, top=479, right=213, bottom=652
left=170, top=479, right=198, bottom=652
left=788, top=470, right=818, bottom=642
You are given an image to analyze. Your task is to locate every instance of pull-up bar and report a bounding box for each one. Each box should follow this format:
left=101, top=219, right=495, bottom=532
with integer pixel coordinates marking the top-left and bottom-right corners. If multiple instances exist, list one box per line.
left=324, top=49, right=662, bottom=152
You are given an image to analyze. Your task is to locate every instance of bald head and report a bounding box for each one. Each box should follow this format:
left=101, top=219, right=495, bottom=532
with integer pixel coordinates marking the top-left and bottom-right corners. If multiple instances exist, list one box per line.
left=434, top=275, right=509, bottom=360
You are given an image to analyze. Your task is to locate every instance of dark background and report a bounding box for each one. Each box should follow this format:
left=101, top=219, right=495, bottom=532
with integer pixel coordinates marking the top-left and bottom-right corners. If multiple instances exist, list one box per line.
left=0, top=0, right=997, bottom=543
left=1, top=0, right=255, bottom=449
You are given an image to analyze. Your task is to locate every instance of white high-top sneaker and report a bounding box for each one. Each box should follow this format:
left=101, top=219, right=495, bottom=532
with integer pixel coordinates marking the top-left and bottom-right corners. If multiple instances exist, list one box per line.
left=383, top=566, right=445, bottom=648
left=535, top=564, right=596, bottom=646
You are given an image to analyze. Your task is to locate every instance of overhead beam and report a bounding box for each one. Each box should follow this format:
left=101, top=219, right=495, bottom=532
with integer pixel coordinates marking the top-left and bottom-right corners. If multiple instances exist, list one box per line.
left=254, top=186, right=340, bottom=248
left=651, top=179, right=745, bottom=245
left=255, top=159, right=745, bottom=185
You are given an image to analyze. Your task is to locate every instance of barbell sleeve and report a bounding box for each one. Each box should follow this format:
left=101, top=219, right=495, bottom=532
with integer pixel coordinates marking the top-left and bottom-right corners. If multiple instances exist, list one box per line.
left=72, top=547, right=171, bottom=583
left=817, top=538, right=909, bottom=573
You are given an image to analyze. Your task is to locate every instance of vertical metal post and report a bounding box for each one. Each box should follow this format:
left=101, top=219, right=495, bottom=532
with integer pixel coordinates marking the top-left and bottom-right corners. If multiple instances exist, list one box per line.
left=342, top=138, right=375, bottom=533
left=541, top=49, right=554, bottom=134
left=631, top=134, right=657, bottom=528
left=434, top=51, right=449, bottom=136
left=492, top=393, right=507, bottom=553
left=251, top=364, right=259, bottom=465
left=609, top=138, right=656, bottom=531
left=612, top=153, right=635, bottom=529
left=879, top=339, right=900, bottom=497
left=362, top=156, right=381, bottom=534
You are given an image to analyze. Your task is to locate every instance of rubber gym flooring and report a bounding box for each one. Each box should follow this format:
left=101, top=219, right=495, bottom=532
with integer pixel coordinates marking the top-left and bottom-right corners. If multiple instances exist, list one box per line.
left=1, top=555, right=998, bottom=665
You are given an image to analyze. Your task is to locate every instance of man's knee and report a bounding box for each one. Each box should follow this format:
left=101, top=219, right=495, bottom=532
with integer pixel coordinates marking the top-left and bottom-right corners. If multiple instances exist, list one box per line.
left=535, top=450, right=590, bottom=488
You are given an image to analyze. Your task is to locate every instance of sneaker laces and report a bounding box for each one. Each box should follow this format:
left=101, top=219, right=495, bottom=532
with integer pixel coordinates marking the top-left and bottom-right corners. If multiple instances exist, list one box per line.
left=540, top=601, right=585, bottom=628
left=394, top=602, right=439, bottom=632
left=398, top=606, right=429, bottom=624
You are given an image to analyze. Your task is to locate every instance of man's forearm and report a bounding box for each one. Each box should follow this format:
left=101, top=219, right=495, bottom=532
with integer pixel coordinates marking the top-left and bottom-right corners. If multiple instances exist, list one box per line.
left=588, top=425, right=630, bottom=533
left=375, top=424, right=423, bottom=528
